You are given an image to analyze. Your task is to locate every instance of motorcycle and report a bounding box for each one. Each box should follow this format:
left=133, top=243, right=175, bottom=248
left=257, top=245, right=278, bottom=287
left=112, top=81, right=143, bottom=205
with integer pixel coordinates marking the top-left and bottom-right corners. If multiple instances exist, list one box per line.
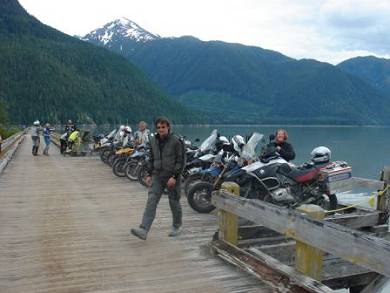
left=186, top=132, right=263, bottom=213
left=225, top=139, right=352, bottom=210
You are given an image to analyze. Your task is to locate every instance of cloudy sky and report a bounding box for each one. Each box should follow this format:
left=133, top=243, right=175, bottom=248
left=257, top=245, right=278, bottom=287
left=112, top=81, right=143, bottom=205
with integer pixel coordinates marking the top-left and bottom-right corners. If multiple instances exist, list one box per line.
left=19, top=0, right=390, bottom=64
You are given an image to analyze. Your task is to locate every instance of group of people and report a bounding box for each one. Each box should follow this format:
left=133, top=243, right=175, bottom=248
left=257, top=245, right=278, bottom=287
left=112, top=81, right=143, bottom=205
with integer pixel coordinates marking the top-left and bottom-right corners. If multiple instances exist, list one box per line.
left=111, top=121, right=151, bottom=147
left=60, top=120, right=78, bottom=154
left=33, top=116, right=295, bottom=242
left=131, top=121, right=295, bottom=241
left=30, top=120, right=54, bottom=156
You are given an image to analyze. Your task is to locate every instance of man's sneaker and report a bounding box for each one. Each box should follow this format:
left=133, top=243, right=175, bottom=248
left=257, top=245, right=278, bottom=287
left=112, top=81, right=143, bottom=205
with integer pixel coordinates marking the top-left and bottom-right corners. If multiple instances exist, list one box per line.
left=168, top=226, right=181, bottom=237
left=131, top=228, right=148, bottom=240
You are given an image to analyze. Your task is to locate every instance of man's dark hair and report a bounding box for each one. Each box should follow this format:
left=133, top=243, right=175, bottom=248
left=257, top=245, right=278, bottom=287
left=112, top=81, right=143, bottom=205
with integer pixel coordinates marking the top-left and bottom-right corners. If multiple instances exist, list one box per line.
left=155, top=116, right=170, bottom=127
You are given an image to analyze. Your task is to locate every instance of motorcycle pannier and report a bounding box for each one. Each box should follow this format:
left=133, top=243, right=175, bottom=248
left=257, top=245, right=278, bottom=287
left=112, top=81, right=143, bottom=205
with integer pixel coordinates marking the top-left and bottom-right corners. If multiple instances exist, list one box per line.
left=318, top=161, right=352, bottom=194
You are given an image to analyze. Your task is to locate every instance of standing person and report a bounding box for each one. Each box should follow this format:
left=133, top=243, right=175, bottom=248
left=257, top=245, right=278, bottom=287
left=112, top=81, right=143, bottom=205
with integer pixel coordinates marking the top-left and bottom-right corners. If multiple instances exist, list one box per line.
left=134, top=121, right=150, bottom=145
left=131, top=117, right=185, bottom=240
left=64, top=119, right=75, bottom=133
left=43, top=123, right=52, bottom=156
left=267, top=129, right=295, bottom=162
left=31, top=120, right=41, bottom=156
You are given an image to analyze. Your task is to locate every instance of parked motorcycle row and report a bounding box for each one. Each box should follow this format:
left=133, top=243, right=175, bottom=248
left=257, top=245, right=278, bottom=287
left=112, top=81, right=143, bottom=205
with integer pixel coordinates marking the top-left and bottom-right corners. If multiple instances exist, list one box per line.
left=94, top=127, right=353, bottom=214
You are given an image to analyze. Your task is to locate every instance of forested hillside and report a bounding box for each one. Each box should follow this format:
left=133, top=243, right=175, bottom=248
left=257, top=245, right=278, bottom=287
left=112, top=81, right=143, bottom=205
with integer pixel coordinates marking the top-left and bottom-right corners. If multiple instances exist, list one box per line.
left=0, top=0, right=196, bottom=124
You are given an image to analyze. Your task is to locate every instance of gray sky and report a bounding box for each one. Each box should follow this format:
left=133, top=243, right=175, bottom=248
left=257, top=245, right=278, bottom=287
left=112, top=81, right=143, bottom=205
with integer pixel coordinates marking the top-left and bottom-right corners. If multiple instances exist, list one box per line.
left=19, top=0, right=390, bottom=64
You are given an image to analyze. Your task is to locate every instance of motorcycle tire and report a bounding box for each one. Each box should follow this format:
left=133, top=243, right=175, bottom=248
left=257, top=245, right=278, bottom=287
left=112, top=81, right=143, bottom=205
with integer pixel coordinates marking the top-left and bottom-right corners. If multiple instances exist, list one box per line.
left=107, top=153, right=116, bottom=166
left=112, top=158, right=126, bottom=177
left=126, top=161, right=140, bottom=181
left=183, top=173, right=203, bottom=196
left=322, top=193, right=337, bottom=212
left=137, top=164, right=149, bottom=187
left=100, top=150, right=110, bottom=163
left=187, top=181, right=216, bottom=213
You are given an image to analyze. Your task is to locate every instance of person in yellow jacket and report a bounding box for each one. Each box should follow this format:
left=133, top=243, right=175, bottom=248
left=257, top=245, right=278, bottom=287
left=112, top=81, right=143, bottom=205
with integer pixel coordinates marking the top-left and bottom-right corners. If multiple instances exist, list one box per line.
left=67, top=129, right=80, bottom=154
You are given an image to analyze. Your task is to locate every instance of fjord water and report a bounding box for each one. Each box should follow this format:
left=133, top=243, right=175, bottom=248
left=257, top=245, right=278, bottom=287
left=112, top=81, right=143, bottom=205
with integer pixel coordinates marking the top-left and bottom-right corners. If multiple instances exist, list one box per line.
left=173, top=125, right=390, bottom=180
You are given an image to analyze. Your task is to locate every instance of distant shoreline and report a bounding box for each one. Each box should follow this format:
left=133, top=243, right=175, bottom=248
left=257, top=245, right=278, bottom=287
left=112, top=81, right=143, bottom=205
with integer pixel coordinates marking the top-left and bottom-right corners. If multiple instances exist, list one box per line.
left=68, top=123, right=390, bottom=129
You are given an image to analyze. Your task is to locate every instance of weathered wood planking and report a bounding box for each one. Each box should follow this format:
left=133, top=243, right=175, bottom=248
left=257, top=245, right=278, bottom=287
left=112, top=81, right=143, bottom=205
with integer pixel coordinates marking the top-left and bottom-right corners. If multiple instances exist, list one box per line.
left=212, top=190, right=390, bottom=277
left=0, top=138, right=273, bottom=292
left=211, top=240, right=333, bottom=292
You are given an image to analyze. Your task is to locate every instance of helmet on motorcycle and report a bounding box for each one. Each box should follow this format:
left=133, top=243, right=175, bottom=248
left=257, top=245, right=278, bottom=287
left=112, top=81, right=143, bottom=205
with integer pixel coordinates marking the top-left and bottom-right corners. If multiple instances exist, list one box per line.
left=33, top=120, right=40, bottom=126
left=219, top=136, right=230, bottom=145
left=231, top=135, right=245, bottom=154
left=119, top=125, right=125, bottom=131
left=311, top=146, right=331, bottom=163
left=124, top=126, right=132, bottom=133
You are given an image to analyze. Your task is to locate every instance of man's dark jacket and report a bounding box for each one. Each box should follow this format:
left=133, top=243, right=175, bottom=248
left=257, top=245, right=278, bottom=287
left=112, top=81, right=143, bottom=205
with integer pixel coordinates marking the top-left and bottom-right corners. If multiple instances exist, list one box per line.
left=147, top=133, right=184, bottom=179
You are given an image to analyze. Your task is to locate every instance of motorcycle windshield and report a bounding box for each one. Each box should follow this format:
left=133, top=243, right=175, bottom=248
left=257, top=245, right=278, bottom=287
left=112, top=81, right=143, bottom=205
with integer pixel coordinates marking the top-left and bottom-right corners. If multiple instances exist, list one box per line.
left=106, top=129, right=117, bottom=139
left=200, top=129, right=218, bottom=152
left=241, top=132, right=264, bottom=160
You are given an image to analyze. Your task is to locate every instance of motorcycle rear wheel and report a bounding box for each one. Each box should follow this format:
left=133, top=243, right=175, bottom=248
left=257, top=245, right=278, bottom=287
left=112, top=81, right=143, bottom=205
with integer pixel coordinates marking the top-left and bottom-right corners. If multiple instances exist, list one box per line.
left=319, top=193, right=337, bottom=212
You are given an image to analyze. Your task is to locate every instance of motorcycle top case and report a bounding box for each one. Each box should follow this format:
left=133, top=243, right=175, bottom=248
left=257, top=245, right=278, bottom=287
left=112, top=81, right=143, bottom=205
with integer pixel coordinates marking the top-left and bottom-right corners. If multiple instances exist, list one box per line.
left=318, top=161, right=352, bottom=194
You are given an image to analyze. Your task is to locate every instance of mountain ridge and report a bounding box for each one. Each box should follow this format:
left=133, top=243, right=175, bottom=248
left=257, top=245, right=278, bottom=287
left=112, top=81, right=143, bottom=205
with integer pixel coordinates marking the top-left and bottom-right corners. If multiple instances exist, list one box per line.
left=81, top=19, right=390, bottom=125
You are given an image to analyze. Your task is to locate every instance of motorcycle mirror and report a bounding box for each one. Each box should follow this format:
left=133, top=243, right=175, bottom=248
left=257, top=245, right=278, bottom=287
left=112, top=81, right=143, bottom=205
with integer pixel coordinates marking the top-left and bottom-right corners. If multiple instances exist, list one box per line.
left=269, top=134, right=275, bottom=142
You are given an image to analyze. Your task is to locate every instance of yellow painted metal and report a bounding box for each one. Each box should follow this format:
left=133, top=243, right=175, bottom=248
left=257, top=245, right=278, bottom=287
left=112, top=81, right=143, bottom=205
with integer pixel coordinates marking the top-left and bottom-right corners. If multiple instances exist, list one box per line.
left=218, top=182, right=239, bottom=245
left=295, top=204, right=325, bottom=280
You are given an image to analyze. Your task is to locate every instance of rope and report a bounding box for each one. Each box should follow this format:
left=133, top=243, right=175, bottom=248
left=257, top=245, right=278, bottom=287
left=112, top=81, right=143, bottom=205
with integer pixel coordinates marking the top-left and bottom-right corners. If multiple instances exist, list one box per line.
left=324, top=184, right=388, bottom=214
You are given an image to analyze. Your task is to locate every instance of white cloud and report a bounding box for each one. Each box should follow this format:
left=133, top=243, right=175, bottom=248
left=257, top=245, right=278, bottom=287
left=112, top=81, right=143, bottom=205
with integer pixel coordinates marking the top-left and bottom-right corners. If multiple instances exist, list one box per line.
left=18, top=0, right=390, bottom=64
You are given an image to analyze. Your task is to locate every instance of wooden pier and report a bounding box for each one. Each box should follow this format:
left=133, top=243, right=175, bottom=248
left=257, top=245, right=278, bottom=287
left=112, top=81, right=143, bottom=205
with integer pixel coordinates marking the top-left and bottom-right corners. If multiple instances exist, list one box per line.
left=0, top=135, right=273, bottom=292
left=1, top=134, right=389, bottom=292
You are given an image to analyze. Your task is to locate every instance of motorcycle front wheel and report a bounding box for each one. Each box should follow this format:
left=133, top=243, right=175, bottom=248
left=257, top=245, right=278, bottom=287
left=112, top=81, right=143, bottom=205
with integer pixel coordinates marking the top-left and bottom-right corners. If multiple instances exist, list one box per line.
left=112, top=158, right=126, bottom=177
left=183, top=173, right=203, bottom=196
left=125, top=161, right=139, bottom=181
left=187, top=181, right=215, bottom=213
left=100, top=149, right=111, bottom=163
left=137, top=164, right=149, bottom=187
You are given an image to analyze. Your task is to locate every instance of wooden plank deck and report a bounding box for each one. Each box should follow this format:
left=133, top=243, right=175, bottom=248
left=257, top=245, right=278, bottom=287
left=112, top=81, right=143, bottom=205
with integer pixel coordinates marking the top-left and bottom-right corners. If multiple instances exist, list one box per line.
left=0, top=137, right=272, bottom=292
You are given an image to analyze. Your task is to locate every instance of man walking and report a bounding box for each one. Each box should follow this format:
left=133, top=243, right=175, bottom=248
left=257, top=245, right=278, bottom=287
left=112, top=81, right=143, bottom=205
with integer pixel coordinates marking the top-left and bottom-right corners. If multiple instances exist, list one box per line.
left=131, top=117, right=184, bottom=240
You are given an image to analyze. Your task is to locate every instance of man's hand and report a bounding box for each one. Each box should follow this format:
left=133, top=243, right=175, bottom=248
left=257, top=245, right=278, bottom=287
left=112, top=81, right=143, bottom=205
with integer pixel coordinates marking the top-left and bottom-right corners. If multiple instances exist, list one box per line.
left=145, top=176, right=152, bottom=187
left=276, top=146, right=281, bottom=151
left=167, top=177, right=176, bottom=189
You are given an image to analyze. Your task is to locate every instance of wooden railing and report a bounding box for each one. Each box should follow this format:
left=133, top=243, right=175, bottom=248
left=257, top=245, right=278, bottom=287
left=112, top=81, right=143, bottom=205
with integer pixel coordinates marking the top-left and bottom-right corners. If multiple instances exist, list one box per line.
left=0, top=131, right=25, bottom=174
left=210, top=170, right=390, bottom=292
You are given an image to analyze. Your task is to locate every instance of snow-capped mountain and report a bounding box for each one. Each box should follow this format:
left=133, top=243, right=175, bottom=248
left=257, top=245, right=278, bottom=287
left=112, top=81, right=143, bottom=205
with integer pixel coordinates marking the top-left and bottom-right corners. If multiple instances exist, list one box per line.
left=81, top=17, right=159, bottom=48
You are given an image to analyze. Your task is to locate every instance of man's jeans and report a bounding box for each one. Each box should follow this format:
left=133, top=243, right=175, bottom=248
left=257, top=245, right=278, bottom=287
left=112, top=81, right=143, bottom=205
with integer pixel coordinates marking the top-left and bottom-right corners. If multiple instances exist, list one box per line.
left=140, top=176, right=182, bottom=232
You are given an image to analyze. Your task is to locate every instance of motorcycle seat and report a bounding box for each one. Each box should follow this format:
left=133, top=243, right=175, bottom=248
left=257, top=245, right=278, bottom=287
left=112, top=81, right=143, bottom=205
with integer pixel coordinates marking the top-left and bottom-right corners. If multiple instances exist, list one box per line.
left=277, top=163, right=326, bottom=183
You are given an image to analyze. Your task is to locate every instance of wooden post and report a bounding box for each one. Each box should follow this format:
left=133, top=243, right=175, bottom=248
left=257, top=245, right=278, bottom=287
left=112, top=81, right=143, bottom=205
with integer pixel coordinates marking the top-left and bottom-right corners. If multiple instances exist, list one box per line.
left=295, top=204, right=325, bottom=280
left=377, top=167, right=390, bottom=224
left=218, top=182, right=239, bottom=245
